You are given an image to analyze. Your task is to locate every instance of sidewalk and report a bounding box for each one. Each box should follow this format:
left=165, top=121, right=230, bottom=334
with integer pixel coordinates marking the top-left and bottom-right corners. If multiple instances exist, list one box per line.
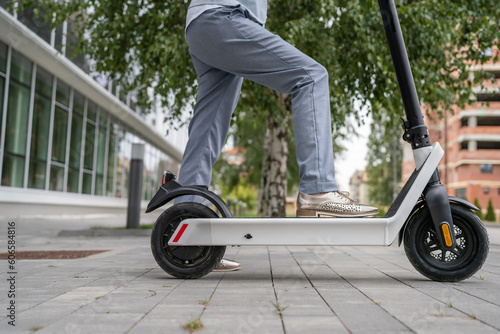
left=1, top=217, right=499, bottom=334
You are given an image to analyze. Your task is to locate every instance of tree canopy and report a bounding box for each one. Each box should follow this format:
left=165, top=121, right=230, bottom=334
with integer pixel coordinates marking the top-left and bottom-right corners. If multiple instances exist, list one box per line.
left=34, top=0, right=499, bottom=125
left=22, top=0, right=500, bottom=210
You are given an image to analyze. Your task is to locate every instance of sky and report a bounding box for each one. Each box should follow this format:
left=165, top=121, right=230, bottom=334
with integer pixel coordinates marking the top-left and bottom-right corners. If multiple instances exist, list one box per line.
left=334, top=115, right=372, bottom=192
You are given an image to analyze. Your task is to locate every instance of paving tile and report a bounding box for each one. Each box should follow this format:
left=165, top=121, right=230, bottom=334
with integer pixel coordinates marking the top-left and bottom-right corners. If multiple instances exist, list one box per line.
left=1, top=218, right=499, bottom=333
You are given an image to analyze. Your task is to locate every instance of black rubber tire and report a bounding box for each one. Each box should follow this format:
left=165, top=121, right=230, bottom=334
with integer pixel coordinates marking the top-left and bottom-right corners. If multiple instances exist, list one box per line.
left=151, top=203, right=226, bottom=279
left=404, top=203, right=489, bottom=282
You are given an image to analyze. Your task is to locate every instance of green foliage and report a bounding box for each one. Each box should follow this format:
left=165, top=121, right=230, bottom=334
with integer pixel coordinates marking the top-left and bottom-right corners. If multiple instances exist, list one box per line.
left=474, top=198, right=483, bottom=220
left=485, top=199, right=497, bottom=222
left=30, top=0, right=500, bottom=127
left=365, top=111, right=402, bottom=206
left=28, top=0, right=500, bottom=196
left=211, top=158, right=258, bottom=210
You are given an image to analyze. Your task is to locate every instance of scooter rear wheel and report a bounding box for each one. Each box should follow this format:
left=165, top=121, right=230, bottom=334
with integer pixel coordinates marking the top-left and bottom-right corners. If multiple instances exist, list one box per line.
left=404, top=203, right=489, bottom=282
left=151, top=203, right=226, bottom=279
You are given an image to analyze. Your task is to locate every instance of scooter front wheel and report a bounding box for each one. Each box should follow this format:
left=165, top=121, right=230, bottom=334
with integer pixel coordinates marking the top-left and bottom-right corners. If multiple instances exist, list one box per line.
left=151, top=203, right=226, bottom=279
left=404, top=203, right=489, bottom=282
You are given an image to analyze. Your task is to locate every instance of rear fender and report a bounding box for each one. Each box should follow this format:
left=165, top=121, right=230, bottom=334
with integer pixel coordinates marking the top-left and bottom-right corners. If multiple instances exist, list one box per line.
left=145, top=177, right=232, bottom=218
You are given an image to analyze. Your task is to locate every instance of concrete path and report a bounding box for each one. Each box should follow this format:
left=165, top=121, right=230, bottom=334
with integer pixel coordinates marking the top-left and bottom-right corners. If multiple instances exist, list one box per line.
left=1, top=217, right=499, bottom=334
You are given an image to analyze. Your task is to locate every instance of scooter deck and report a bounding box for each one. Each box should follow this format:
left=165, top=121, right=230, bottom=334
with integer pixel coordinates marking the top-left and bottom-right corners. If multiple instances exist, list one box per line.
left=168, top=143, right=444, bottom=247
left=170, top=216, right=389, bottom=246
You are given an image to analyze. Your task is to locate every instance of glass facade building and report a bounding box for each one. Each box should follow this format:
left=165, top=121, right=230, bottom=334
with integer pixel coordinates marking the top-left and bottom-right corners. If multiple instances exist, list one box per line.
left=0, top=3, right=183, bottom=216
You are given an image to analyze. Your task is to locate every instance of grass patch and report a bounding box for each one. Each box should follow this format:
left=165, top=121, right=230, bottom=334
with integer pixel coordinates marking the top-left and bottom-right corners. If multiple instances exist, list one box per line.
left=198, top=298, right=210, bottom=307
left=271, top=300, right=289, bottom=316
left=182, top=317, right=204, bottom=333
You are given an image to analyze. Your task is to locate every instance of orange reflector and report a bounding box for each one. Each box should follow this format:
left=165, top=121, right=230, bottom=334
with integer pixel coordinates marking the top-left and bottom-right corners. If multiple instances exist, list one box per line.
left=441, top=223, right=453, bottom=247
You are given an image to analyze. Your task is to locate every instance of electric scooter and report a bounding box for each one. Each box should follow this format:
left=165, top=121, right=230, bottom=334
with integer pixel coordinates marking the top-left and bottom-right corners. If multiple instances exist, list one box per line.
left=146, top=0, right=489, bottom=282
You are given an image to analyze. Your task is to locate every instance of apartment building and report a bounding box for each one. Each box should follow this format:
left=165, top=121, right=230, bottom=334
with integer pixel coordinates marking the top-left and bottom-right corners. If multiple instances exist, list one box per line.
left=402, top=60, right=500, bottom=221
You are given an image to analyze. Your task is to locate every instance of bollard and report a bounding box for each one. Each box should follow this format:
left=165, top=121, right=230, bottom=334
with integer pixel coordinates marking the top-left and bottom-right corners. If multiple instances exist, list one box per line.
left=126, top=143, right=145, bottom=229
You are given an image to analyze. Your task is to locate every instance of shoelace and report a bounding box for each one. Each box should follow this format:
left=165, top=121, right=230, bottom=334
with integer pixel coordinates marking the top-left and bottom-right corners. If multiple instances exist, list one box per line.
left=336, top=191, right=358, bottom=204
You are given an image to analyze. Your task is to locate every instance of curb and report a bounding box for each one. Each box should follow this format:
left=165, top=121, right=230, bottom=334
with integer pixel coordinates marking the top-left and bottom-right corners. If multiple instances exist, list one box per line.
left=58, top=229, right=151, bottom=237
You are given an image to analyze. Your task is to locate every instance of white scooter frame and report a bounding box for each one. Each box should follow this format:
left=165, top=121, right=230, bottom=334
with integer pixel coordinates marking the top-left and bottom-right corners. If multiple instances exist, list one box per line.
left=146, top=0, right=489, bottom=282
left=168, top=143, right=439, bottom=247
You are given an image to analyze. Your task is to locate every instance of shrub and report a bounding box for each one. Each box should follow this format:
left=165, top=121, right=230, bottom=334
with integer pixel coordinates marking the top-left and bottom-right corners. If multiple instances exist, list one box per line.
left=485, top=199, right=497, bottom=222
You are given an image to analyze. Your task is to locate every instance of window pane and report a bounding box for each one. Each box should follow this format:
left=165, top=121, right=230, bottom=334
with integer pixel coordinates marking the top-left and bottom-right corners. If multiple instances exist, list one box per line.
left=10, top=50, right=32, bottom=86
left=82, top=172, right=92, bottom=194
left=0, top=77, right=4, bottom=134
left=28, top=93, right=51, bottom=189
left=67, top=167, right=79, bottom=193
left=1, top=154, right=25, bottom=187
left=17, top=0, right=52, bottom=44
left=87, top=100, right=97, bottom=121
left=66, top=20, right=89, bottom=73
left=73, top=90, right=84, bottom=116
left=28, top=160, right=46, bottom=189
left=30, top=94, right=51, bottom=160
left=49, top=164, right=64, bottom=191
left=96, top=123, right=107, bottom=174
left=54, top=23, right=63, bottom=51
left=106, top=127, right=116, bottom=196
left=95, top=175, right=103, bottom=196
left=51, top=107, right=68, bottom=163
left=68, top=108, right=83, bottom=168
left=56, top=79, right=70, bottom=106
left=5, top=82, right=30, bottom=155
left=95, top=121, right=107, bottom=195
left=480, top=164, right=493, bottom=174
left=0, top=0, right=13, bottom=12
left=0, top=40, right=6, bottom=73
left=84, top=122, right=95, bottom=169
left=455, top=188, right=467, bottom=200
left=35, top=66, right=53, bottom=98
left=2, top=76, right=31, bottom=187
left=116, top=164, right=124, bottom=198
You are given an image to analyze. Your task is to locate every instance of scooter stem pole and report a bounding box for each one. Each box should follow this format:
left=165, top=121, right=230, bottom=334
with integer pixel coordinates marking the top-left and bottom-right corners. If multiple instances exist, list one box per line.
left=378, top=0, right=457, bottom=249
left=377, top=0, right=425, bottom=130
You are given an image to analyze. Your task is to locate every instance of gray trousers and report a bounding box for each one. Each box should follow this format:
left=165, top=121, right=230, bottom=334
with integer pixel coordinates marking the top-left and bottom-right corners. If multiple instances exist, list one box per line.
left=179, top=6, right=339, bottom=194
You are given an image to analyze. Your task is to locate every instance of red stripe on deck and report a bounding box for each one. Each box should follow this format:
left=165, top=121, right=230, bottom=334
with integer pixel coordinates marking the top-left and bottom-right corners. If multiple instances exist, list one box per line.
left=172, top=224, right=189, bottom=243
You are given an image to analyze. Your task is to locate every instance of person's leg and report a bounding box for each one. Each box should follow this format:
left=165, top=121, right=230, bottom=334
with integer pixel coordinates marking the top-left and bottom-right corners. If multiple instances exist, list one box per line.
left=177, top=49, right=244, bottom=270
left=183, top=7, right=377, bottom=217
left=185, top=6, right=337, bottom=194
left=178, top=56, right=243, bottom=188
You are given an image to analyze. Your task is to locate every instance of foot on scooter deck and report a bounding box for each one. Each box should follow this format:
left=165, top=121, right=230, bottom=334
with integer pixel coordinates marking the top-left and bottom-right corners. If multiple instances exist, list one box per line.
left=296, top=209, right=378, bottom=218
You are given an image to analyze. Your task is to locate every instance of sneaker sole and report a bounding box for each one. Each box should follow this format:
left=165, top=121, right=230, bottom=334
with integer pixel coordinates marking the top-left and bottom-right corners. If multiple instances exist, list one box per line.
left=296, top=209, right=379, bottom=218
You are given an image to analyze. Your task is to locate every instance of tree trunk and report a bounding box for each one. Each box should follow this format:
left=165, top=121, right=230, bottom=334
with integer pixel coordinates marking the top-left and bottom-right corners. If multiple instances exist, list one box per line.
left=257, top=93, right=291, bottom=217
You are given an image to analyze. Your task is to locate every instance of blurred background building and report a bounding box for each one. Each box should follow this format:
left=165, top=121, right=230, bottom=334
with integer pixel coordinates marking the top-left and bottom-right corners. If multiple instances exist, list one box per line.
left=402, top=58, right=500, bottom=221
left=0, top=2, right=186, bottom=218
left=349, top=170, right=369, bottom=205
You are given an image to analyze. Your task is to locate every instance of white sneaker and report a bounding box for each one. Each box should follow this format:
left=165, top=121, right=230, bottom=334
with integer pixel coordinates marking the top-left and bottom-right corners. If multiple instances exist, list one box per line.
left=296, top=191, right=379, bottom=217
